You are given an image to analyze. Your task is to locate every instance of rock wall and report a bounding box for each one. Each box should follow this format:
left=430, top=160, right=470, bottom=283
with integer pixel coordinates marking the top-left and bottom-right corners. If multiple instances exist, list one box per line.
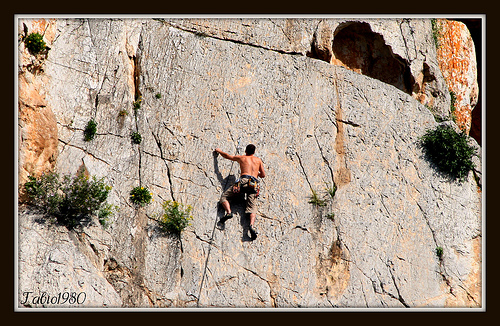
left=435, top=19, right=479, bottom=135
left=17, top=17, right=482, bottom=309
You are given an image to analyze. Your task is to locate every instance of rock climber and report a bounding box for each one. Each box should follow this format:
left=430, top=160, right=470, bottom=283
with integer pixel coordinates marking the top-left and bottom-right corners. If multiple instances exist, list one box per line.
left=214, top=144, right=266, bottom=240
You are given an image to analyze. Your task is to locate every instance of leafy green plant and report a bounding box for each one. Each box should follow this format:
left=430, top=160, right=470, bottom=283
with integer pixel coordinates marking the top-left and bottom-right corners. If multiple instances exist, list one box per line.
left=420, top=124, right=477, bottom=182
left=431, top=18, right=441, bottom=48
left=24, top=172, right=62, bottom=216
left=131, top=131, right=142, bottom=144
left=59, top=174, right=112, bottom=225
left=118, top=109, right=129, bottom=117
left=84, top=119, right=97, bottom=141
left=158, top=200, right=193, bottom=234
left=436, top=246, right=444, bottom=259
left=155, top=93, right=162, bottom=99
left=130, top=186, right=152, bottom=206
left=24, top=32, right=46, bottom=55
left=308, top=189, right=327, bottom=207
left=98, top=203, right=118, bottom=228
left=133, top=96, right=142, bottom=113
left=24, top=172, right=113, bottom=228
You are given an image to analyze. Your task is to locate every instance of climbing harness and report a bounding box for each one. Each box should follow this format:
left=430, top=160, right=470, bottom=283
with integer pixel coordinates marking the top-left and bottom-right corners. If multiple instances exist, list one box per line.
left=233, top=175, right=260, bottom=197
left=196, top=137, right=241, bottom=307
left=243, top=174, right=260, bottom=196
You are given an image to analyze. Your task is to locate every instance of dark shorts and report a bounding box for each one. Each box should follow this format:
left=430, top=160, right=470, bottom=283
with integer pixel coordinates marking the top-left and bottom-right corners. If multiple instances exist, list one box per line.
left=220, top=176, right=259, bottom=214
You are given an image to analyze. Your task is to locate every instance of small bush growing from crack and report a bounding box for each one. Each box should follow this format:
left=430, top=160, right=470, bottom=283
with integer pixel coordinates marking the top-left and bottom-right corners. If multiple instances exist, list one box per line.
left=158, top=200, right=193, bottom=235
left=130, top=186, right=152, bottom=206
left=133, top=96, right=142, bottom=114
left=436, top=246, right=444, bottom=259
left=84, top=119, right=97, bottom=141
left=420, top=124, right=477, bottom=182
left=24, top=32, right=46, bottom=55
left=308, top=189, right=327, bottom=207
left=118, top=109, right=128, bottom=117
left=155, top=93, right=162, bottom=99
left=131, top=131, right=142, bottom=144
left=24, top=172, right=113, bottom=229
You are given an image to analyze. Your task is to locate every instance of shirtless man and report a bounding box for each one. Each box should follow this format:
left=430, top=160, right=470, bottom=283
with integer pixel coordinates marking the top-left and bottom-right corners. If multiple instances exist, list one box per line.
left=215, top=144, right=266, bottom=240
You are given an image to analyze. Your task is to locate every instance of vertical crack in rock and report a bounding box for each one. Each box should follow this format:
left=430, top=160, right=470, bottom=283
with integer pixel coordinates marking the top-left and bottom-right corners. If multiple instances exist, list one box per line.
left=415, top=203, right=439, bottom=250
left=132, top=32, right=144, bottom=188
left=151, top=130, right=176, bottom=202
left=386, top=260, right=410, bottom=307
left=332, top=73, right=351, bottom=188
left=294, top=152, right=313, bottom=191
left=313, top=131, right=335, bottom=187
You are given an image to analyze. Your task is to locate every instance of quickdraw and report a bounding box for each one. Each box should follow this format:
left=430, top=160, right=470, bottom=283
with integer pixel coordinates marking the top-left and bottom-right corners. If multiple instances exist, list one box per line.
left=232, top=180, right=241, bottom=193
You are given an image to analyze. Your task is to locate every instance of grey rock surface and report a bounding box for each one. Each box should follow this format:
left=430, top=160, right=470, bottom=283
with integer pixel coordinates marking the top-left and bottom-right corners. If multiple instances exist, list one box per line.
left=17, top=18, right=482, bottom=308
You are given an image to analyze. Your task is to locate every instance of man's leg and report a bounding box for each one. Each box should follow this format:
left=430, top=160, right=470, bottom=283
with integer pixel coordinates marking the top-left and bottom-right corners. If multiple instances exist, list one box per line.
left=247, top=194, right=258, bottom=240
left=219, top=186, right=234, bottom=223
left=221, top=199, right=231, bottom=215
left=249, top=213, right=256, bottom=227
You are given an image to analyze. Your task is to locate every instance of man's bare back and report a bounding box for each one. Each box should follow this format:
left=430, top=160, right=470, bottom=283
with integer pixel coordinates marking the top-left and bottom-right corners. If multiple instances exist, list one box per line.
left=214, top=148, right=266, bottom=179
left=234, top=155, right=265, bottom=179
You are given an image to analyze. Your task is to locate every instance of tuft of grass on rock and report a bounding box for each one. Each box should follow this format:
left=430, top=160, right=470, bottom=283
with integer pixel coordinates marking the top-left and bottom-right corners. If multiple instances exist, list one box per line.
left=309, top=189, right=327, bottom=207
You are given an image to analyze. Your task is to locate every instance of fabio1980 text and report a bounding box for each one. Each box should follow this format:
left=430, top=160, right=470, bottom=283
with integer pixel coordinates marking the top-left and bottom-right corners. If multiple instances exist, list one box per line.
left=20, top=291, right=87, bottom=305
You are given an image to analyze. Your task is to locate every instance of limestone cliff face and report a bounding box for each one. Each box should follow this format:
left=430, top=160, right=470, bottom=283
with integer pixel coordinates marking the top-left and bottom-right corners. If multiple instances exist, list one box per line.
left=435, top=19, right=479, bottom=135
left=17, top=18, right=482, bottom=308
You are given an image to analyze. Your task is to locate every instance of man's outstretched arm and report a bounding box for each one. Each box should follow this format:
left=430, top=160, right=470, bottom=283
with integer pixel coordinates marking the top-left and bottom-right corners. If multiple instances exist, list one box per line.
left=215, top=148, right=237, bottom=161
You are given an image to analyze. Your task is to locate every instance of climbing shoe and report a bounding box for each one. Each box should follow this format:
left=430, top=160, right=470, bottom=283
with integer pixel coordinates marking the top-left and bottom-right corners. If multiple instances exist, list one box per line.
left=220, top=212, right=233, bottom=224
left=249, top=226, right=258, bottom=240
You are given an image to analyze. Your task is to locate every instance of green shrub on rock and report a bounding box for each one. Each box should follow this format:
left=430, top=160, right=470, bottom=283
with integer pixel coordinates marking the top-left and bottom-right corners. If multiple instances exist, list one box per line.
left=130, top=186, right=152, bottom=206
left=131, top=131, right=142, bottom=144
left=24, top=172, right=113, bottom=228
left=420, top=124, right=477, bottom=182
left=24, top=32, right=46, bottom=55
left=84, top=119, right=97, bottom=141
left=158, top=200, right=192, bottom=235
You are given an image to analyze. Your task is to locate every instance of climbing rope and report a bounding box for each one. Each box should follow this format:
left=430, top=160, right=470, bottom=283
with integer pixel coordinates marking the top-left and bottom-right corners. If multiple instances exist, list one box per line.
left=196, top=137, right=241, bottom=307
